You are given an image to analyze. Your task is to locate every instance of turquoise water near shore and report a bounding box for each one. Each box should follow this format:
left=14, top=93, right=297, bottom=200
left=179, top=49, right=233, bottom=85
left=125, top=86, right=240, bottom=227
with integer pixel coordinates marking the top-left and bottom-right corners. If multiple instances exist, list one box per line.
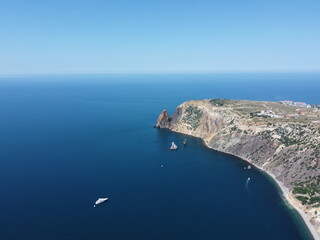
left=0, top=73, right=319, bottom=239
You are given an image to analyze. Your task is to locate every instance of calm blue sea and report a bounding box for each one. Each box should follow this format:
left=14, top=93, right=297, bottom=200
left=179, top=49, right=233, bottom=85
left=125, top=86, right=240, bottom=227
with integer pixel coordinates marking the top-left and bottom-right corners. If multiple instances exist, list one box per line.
left=0, top=73, right=319, bottom=240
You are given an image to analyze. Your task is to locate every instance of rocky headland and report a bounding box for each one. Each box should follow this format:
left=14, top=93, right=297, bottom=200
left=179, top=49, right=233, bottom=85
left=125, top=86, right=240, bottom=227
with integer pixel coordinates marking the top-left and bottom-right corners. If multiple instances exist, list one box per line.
left=156, top=99, right=320, bottom=239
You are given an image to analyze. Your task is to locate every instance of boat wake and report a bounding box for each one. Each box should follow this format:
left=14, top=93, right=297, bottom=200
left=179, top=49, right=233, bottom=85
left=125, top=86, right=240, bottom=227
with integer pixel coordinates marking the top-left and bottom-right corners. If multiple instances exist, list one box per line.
left=245, top=177, right=251, bottom=193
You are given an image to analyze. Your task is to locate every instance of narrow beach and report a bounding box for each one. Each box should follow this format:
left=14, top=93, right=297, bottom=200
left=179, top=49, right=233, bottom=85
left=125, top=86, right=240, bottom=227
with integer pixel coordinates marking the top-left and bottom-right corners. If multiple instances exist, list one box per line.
left=201, top=139, right=320, bottom=240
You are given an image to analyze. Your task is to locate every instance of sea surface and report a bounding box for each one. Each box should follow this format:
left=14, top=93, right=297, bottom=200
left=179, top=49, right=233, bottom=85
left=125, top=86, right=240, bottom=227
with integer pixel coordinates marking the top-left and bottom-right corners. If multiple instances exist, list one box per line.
left=0, top=73, right=319, bottom=240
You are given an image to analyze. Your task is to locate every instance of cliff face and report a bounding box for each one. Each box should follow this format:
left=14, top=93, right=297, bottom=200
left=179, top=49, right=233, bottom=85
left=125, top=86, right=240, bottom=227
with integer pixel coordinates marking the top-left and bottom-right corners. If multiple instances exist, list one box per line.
left=156, top=99, right=320, bottom=235
left=155, top=110, right=171, bottom=128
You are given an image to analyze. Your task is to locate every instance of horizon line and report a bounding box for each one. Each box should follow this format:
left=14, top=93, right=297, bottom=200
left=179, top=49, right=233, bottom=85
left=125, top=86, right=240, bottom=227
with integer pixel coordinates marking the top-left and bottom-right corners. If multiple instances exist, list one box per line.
left=1, top=69, right=320, bottom=77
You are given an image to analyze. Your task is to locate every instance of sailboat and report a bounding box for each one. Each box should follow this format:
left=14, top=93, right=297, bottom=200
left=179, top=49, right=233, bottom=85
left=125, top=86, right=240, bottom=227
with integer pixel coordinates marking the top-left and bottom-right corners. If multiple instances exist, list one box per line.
left=170, top=142, right=178, bottom=150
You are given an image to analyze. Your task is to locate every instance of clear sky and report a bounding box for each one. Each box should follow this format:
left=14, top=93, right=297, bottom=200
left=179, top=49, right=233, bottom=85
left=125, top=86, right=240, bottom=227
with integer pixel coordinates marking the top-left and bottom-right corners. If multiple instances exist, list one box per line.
left=1, top=0, right=320, bottom=74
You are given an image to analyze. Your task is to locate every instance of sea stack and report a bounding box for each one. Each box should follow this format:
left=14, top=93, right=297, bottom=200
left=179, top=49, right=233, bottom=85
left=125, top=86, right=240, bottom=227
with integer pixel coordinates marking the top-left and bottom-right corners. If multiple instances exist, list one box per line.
left=155, top=110, right=171, bottom=128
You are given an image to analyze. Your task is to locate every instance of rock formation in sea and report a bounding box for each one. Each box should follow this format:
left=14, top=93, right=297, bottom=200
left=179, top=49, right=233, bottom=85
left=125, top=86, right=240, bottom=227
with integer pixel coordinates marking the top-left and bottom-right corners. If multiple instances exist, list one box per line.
left=156, top=110, right=171, bottom=128
left=156, top=99, right=320, bottom=238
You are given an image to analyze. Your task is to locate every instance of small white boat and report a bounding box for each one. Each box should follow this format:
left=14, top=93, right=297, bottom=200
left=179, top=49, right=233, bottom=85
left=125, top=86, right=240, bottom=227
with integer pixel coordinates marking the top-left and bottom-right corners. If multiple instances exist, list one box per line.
left=170, top=142, right=178, bottom=150
left=247, top=165, right=252, bottom=169
left=94, top=198, right=108, bottom=207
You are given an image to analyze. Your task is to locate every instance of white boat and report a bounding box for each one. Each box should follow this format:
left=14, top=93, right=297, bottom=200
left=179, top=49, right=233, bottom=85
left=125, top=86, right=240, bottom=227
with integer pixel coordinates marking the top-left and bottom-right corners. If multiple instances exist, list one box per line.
left=247, top=165, right=252, bottom=169
left=170, top=142, right=178, bottom=150
left=94, top=198, right=108, bottom=207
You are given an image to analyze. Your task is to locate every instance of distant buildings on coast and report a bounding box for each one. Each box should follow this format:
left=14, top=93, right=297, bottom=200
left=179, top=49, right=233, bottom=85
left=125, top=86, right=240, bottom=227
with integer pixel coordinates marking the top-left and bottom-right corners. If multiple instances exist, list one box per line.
left=252, top=100, right=320, bottom=119
left=279, top=100, right=320, bottom=109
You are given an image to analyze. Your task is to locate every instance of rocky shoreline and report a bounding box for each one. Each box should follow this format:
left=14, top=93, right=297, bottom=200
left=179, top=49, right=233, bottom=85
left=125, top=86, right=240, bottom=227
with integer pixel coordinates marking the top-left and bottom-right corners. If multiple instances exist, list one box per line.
left=156, top=99, right=320, bottom=239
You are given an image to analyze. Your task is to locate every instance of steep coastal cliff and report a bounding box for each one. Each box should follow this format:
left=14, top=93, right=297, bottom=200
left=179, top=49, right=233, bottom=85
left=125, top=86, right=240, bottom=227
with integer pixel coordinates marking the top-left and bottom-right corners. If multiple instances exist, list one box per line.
left=156, top=99, right=320, bottom=238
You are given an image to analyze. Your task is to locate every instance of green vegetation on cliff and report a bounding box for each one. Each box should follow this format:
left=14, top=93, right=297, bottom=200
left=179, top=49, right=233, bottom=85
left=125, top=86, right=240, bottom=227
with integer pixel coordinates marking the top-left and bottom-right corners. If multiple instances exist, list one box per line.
left=209, top=99, right=235, bottom=107
left=182, top=105, right=203, bottom=130
left=294, top=177, right=320, bottom=206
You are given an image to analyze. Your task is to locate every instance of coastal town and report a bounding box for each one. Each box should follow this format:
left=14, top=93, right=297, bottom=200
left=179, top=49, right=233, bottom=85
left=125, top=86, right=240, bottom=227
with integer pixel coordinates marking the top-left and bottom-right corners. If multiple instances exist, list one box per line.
left=250, top=100, right=320, bottom=122
left=279, top=100, right=320, bottom=109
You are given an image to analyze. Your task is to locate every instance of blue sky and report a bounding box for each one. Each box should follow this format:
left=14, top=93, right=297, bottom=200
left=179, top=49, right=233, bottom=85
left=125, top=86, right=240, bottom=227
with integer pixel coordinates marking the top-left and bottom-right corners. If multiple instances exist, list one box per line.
left=1, top=0, right=320, bottom=74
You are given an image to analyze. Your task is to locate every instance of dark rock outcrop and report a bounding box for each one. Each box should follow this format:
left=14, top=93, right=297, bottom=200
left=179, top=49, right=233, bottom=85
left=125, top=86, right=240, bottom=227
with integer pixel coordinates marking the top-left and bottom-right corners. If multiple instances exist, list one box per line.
left=155, top=110, right=171, bottom=128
